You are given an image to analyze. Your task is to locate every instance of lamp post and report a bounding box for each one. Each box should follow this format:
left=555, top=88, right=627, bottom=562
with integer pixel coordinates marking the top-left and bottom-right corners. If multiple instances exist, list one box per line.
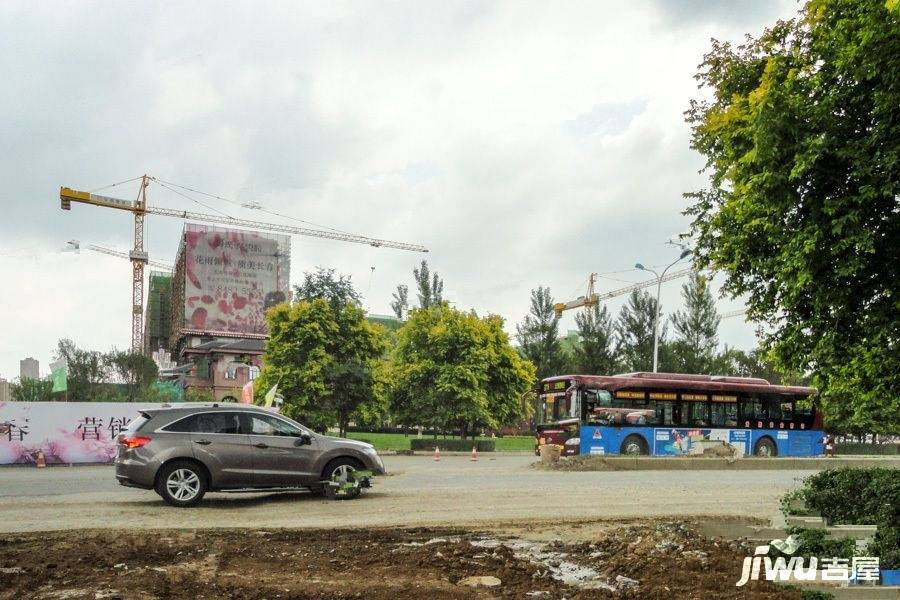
left=635, top=249, right=691, bottom=372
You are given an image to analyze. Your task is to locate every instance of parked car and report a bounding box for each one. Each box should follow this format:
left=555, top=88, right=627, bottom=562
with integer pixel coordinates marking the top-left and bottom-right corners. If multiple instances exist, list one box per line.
left=114, top=404, right=385, bottom=507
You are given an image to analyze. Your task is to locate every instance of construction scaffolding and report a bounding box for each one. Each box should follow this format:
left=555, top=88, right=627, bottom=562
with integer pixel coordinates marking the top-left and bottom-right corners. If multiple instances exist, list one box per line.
left=144, top=271, right=173, bottom=354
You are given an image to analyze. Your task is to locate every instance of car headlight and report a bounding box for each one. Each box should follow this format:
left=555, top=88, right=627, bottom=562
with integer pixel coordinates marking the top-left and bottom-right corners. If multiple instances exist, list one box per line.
left=564, top=438, right=580, bottom=446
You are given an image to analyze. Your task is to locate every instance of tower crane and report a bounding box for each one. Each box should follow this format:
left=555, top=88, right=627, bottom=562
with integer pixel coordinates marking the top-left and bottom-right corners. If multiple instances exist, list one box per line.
left=553, top=267, right=694, bottom=316
left=66, top=240, right=173, bottom=271
left=60, top=175, right=429, bottom=352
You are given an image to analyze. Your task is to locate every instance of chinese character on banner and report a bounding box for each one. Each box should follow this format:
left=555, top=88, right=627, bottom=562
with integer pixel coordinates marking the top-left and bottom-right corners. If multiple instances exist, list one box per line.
left=77, top=417, right=103, bottom=440
left=107, top=417, right=131, bottom=437
left=6, top=419, right=29, bottom=442
left=821, top=557, right=851, bottom=581
left=852, top=557, right=880, bottom=583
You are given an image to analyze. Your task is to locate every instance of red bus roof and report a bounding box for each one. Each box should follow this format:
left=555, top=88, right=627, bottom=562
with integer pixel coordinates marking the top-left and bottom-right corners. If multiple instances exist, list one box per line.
left=542, top=372, right=816, bottom=397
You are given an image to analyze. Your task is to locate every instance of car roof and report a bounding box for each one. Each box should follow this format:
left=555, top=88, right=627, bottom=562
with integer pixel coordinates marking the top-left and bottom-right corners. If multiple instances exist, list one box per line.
left=143, top=404, right=276, bottom=417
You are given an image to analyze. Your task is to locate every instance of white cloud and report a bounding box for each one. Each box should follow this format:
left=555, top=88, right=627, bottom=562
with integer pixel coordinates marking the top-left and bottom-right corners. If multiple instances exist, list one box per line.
left=0, top=0, right=796, bottom=379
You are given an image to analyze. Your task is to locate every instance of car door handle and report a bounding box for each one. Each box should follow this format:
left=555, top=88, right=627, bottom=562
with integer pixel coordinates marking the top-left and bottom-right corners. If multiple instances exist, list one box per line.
left=254, top=443, right=269, bottom=449
left=194, top=439, right=211, bottom=445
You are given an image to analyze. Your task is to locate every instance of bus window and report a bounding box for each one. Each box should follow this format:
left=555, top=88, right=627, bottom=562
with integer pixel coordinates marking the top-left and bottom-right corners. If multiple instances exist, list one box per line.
left=780, top=400, right=794, bottom=422
left=647, top=400, right=675, bottom=425
left=741, top=396, right=766, bottom=421
left=710, top=402, right=738, bottom=427
left=582, top=389, right=612, bottom=417
left=686, top=401, right=709, bottom=427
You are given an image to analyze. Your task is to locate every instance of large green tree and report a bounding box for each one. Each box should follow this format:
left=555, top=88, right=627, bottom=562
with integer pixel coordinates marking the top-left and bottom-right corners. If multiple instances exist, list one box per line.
left=55, top=339, right=108, bottom=402
left=573, top=303, right=619, bottom=375
left=669, top=273, right=721, bottom=374
left=391, top=304, right=535, bottom=437
left=616, top=289, right=667, bottom=372
left=107, top=351, right=159, bottom=402
left=257, top=271, right=386, bottom=435
left=412, top=261, right=444, bottom=308
left=686, top=0, right=899, bottom=433
left=516, top=287, right=568, bottom=379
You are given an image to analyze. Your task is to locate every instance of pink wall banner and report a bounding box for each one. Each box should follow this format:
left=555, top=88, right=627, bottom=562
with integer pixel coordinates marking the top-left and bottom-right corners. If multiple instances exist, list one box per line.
left=0, top=402, right=174, bottom=465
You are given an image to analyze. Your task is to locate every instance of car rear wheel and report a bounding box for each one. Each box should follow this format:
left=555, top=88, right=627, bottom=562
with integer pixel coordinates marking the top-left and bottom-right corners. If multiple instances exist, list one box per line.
left=156, top=460, right=207, bottom=507
left=621, top=434, right=649, bottom=456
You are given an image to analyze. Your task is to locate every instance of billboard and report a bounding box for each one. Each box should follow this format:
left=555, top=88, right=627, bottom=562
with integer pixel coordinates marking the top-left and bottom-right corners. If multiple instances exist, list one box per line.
left=176, top=224, right=290, bottom=336
left=0, top=401, right=171, bottom=464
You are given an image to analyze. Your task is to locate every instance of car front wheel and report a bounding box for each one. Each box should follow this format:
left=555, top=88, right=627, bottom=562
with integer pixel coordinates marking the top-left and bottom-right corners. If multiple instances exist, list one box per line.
left=156, top=460, right=207, bottom=507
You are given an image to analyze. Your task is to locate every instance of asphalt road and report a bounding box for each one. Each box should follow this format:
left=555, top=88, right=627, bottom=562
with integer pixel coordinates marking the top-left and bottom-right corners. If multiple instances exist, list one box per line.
left=0, top=455, right=818, bottom=533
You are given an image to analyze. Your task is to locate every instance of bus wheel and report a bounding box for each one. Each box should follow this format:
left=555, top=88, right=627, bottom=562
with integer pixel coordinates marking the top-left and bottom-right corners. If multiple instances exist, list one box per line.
left=621, top=435, right=648, bottom=456
left=754, top=437, right=777, bottom=457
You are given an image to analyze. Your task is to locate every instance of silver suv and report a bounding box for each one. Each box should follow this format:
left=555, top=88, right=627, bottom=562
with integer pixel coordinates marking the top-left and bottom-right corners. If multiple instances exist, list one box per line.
left=114, top=404, right=385, bottom=507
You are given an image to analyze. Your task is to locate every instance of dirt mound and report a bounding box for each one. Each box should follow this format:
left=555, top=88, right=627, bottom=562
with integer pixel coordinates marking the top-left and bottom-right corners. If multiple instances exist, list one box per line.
left=0, top=523, right=797, bottom=599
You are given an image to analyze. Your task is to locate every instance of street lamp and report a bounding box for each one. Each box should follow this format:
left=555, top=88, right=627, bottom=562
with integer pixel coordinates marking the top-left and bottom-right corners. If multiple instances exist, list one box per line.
left=635, top=249, right=691, bottom=373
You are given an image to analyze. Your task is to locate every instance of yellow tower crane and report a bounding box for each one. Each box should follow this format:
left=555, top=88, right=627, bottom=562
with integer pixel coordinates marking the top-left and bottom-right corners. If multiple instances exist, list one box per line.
left=553, top=267, right=694, bottom=316
left=60, top=175, right=428, bottom=352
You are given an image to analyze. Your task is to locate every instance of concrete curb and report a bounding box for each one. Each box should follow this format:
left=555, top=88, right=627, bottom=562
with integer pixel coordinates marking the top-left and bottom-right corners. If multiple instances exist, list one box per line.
left=541, top=456, right=900, bottom=471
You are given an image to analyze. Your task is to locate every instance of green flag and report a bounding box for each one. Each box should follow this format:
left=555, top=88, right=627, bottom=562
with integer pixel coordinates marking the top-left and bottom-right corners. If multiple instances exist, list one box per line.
left=50, top=360, right=67, bottom=393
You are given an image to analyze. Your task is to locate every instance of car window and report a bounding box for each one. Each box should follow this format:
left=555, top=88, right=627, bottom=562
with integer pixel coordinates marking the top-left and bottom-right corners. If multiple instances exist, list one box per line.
left=165, top=412, right=241, bottom=434
left=250, top=414, right=303, bottom=437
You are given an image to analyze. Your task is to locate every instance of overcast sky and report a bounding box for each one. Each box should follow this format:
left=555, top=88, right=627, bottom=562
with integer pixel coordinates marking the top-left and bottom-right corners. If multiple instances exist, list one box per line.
left=0, top=0, right=798, bottom=380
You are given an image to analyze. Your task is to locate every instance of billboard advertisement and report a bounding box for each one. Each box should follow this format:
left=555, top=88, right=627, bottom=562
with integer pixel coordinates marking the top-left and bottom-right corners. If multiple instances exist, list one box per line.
left=0, top=401, right=172, bottom=464
left=179, top=224, right=290, bottom=336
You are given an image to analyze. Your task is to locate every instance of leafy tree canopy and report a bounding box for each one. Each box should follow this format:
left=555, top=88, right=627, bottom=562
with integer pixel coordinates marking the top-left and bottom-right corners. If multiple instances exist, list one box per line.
left=294, top=267, right=361, bottom=309
left=686, top=0, right=899, bottom=433
left=412, top=261, right=443, bottom=308
left=258, top=270, right=386, bottom=434
left=391, top=303, right=535, bottom=436
left=616, top=289, right=666, bottom=372
left=573, top=303, right=619, bottom=375
left=670, top=272, right=721, bottom=374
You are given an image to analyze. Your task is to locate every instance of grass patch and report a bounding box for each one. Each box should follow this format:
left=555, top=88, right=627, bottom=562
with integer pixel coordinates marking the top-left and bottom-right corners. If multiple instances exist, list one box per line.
left=338, top=431, right=535, bottom=452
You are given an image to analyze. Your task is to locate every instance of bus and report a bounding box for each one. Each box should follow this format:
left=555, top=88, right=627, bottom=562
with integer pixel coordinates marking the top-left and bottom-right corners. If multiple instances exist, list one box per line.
left=535, top=372, right=823, bottom=458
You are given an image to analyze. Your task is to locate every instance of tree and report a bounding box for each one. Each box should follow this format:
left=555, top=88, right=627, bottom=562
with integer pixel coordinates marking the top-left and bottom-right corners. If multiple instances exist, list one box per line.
left=573, top=303, right=619, bottom=375
left=294, top=267, right=361, bottom=309
left=715, top=345, right=807, bottom=385
left=412, top=261, right=443, bottom=308
left=686, top=0, right=900, bottom=433
left=516, top=287, right=568, bottom=379
left=184, top=387, right=216, bottom=403
left=55, top=339, right=108, bottom=402
left=390, top=304, right=534, bottom=437
left=390, top=284, right=409, bottom=320
left=107, top=350, right=159, bottom=402
left=616, top=290, right=667, bottom=372
left=669, top=273, right=720, bottom=374
left=257, top=270, right=386, bottom=435
left=10, top=377, right=53, bottom=402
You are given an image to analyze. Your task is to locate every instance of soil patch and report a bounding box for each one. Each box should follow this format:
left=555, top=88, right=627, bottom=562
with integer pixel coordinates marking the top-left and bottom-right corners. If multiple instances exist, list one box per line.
left=0, top=522, right=799, bottom=599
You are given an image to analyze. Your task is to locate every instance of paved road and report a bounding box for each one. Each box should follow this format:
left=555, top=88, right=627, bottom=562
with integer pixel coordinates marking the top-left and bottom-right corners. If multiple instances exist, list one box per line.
left=0, top=455, right=817, bottom=533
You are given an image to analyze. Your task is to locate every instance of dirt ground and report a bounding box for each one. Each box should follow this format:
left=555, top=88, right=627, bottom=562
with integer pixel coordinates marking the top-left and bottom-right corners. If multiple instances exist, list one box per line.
left=0, top=520, right=798, bottom=600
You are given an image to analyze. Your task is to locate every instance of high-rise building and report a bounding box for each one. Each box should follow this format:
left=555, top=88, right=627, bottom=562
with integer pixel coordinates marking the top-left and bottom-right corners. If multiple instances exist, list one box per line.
left=0, top=378, right=9, bottom=403
left=19, top=357, right=39, bottom=381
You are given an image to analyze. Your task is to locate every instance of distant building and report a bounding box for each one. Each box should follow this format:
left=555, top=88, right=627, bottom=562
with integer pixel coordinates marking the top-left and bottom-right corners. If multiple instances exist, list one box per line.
left=180, top=337, right=265, bottom=402
left=144, top=271, right=173, bottom=355
left=19, top=357, right=39, bottom=381
left=0, top=378, right=9, bottom=403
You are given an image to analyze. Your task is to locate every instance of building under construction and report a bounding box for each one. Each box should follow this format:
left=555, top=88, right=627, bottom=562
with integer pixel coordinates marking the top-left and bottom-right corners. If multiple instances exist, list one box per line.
left=168, top=224, right=291, bottom=401
left=144, top=271, right=173, bottom=355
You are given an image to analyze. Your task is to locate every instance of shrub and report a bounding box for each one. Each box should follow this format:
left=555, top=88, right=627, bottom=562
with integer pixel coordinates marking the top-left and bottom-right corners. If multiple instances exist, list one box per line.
left=410, top=439, right=495, bottom=452
left=781, top=467, right=900, bottom=569
left=779, top=527, right=855, bottom=561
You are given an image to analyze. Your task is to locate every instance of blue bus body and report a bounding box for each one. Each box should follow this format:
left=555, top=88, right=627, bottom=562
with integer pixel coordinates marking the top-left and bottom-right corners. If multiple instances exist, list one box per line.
left=580, top=425, right=823, bottom=457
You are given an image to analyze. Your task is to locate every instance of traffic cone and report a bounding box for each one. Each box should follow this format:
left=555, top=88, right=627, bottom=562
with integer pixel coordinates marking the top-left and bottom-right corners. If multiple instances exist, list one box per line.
left=36, top=450, right=46, bottom=469
left=470, top=446, right=478, bottom=461
left=433, top=446, right=441, bottom=461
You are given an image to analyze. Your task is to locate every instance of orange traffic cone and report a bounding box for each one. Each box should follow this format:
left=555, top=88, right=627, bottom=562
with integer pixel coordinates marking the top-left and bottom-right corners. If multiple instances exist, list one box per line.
left=470, top=446, right=478, bottom=461
left=433, top=446, right=441, bottom=461
left=36, top=450, right=46, bottom=468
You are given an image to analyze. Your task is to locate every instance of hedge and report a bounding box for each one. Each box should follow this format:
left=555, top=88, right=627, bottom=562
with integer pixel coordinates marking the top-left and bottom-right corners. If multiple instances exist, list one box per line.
left=835, top=443, right=899, bottom=455
left=410, top=439, right=495, bottom=452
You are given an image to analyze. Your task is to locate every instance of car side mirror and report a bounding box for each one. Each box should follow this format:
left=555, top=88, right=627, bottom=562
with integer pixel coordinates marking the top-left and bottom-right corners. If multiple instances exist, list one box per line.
left=294, top=433, right=312, bottom=446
